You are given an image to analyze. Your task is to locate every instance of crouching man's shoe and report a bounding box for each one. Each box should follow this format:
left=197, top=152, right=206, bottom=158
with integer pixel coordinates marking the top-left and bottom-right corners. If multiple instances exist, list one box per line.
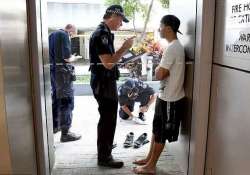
left=98, top=156, right=124, bottom=168
left=60, top=131, right=81, bottom=142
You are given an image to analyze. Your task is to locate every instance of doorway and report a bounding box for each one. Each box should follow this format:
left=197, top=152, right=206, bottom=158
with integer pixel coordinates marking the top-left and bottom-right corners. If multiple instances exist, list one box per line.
left=34, top=0, right=197, bottom=174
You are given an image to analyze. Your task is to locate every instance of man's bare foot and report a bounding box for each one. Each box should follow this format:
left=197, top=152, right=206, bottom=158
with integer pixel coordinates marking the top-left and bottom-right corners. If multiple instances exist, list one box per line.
left=133, top=159, right=148, bottom=165
left=132, top=166, right=156, bottom=174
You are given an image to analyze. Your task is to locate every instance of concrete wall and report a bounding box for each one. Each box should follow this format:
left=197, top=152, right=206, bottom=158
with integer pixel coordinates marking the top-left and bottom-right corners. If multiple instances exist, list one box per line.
left=205, top=0, right=250, bottom=174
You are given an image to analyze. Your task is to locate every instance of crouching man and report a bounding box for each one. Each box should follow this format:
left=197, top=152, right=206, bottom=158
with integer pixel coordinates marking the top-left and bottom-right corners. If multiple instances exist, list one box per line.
left=118, top=78, right=156, bottom=125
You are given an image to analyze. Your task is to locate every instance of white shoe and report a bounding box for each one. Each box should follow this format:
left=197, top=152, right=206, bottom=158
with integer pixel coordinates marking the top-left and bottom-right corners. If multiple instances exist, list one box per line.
left=120, top=116, right=133, bottom=123
left=133, top=117, right=147, bottom=125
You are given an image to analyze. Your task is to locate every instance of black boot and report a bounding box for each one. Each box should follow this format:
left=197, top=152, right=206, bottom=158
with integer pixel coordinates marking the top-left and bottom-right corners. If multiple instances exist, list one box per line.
left=98, top=155, right=124, bottom=168
left=60, top=128, right=81, bottom=142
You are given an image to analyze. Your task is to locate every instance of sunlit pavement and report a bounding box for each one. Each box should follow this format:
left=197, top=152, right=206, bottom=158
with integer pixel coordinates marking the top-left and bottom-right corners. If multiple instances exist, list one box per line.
left=53, top=96, right=184, bottom=175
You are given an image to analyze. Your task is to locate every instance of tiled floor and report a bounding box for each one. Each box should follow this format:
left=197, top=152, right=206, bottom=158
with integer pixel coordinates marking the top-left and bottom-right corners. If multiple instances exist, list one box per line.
left=52, top=96, right=184, bottom=175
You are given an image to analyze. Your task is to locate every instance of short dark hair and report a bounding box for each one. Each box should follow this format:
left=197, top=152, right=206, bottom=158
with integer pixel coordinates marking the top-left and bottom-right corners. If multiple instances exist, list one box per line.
left=161, top=15, right=182, bottom=34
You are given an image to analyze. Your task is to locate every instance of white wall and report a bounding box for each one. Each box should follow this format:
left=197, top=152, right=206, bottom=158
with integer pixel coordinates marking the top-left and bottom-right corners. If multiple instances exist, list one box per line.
left=47, top=1, right=168, bottom=31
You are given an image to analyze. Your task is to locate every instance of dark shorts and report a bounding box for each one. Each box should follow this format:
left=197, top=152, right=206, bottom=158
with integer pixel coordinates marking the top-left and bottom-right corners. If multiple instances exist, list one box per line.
left=153, top=97, right=185, bottom=143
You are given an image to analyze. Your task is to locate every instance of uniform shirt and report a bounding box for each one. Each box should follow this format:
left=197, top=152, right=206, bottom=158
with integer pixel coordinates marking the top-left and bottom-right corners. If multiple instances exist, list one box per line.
left=49, top=29, right=71, bottom=65
left=49, top=29, right=74, bottom=98
left=118, top=79, right=155, bottom=106
left=89, top=22, right=117, bottom=77
left=159, top=39, right=185, bottom=102
left=89, top=22, right=119, bottom=99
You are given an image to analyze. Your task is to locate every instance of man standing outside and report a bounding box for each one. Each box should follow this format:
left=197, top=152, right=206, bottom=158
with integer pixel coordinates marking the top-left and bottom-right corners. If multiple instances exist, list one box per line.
left=89, top=5, right=135, bottom=168
left=133, top=15, right=186, bottom=174
left=49, top=24, right=81, bottom=142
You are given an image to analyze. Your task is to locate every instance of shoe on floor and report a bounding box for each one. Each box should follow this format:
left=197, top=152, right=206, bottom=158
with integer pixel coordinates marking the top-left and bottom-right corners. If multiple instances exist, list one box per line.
left=133, top=117, right=147, bottom=125
left=143, top=139, right=150, bottom=145
left=60, top=132, right=81, bottom=142
left=120, top=116, right=133, bottom=123
left=112, top=143, right=117, bottom=149
left=123, top=132, right=134, bottom=148
left=139, top=113, right=146, bottom=121
left=98, top=156, right=124, bottom=168
left=134, top=133, right=147, bottom=148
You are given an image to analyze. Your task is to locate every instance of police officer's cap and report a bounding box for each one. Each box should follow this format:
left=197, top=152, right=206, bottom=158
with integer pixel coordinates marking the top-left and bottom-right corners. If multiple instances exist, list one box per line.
left=105, top=5, right=129, bottom=23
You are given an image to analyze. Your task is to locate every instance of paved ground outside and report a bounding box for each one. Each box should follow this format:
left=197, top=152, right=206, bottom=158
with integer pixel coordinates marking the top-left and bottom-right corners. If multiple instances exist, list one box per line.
left=52, top=96, right=184, bottom=175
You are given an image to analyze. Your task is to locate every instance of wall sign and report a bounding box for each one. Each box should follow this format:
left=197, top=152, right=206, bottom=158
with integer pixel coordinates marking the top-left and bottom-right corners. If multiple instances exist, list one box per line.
left=225, top=0, right=250, bottom=57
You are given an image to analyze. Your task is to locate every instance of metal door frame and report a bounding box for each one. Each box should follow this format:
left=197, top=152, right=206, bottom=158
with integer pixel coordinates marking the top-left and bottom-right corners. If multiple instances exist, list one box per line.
left=0, top=43, right=12, bottom=175
left=27, top=0, right=54, bottom=174
left=188, top=0, right=215, bottom=174
left=26, top=0, right=216, bottom=174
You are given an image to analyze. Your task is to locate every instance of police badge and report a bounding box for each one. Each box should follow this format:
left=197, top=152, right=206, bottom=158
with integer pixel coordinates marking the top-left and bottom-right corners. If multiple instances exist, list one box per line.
left=101, top=35, right=109, bottom=46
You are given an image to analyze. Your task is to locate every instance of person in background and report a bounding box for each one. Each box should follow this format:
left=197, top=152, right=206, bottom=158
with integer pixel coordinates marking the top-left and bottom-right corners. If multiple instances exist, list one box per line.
left=49, top=24, right=82, bottom=142
left=118, top=78, right=156, bottom=125
left=89, top=5, right=135, bottom=168
left=133, top=15, right=186, bottom=174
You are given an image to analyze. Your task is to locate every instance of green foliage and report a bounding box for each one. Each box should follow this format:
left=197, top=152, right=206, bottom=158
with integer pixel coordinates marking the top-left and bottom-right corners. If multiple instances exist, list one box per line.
left=75, top=74, right=127, bottom=84
left=75, top=75, right=90, bottom=84
left=105, top=0, right=121, bottom=6
left=158, top=0, right=169, bottom=8
left=105, top=0, right=147, bottom=20
left=105, top=0, right=169, bottom=20
left=105, top=0, right=169, bottom=40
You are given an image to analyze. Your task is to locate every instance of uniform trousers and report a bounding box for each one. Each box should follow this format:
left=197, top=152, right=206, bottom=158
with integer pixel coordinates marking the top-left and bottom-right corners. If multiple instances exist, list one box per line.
left=94, top=95, right=118, bottom=161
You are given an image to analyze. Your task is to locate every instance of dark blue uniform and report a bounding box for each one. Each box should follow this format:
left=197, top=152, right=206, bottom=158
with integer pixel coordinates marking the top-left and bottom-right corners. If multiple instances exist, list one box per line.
left=89, top=22, right=120, bottom=161
left=118, top=79, right=155, bottom=119
left=49, top=29, right=75, bottom=132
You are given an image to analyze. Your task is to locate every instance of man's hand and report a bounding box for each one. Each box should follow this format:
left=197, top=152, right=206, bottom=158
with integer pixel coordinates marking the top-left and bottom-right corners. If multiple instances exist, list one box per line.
left=122, top=36, right=136, bottom=51
left=122, top=105, right=135, bottom=118
left=99, top=36, right=136, bottom=70
left=140, top=105, right=149, bottom=113
left=155, top=65, right=169, bottom=80
left=64, top=55, right=82, bottom=63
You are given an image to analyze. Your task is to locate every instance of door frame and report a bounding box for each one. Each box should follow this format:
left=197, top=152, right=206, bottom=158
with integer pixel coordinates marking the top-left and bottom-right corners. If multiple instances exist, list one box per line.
left=0, top=43, right=12, bottom=175
left=28, top=0, right=216, bottom=174
left=27, top=0, right=54, bottom=174
left=188, top=0, right=215, bottom=174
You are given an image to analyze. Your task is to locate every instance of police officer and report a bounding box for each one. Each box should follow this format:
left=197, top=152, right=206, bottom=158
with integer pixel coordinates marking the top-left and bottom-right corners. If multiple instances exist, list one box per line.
left=89, top=5, right=135, bottom=168
left=118, top=78, right=156, bottom=124
left=49, top=24, right=81, bottom=142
